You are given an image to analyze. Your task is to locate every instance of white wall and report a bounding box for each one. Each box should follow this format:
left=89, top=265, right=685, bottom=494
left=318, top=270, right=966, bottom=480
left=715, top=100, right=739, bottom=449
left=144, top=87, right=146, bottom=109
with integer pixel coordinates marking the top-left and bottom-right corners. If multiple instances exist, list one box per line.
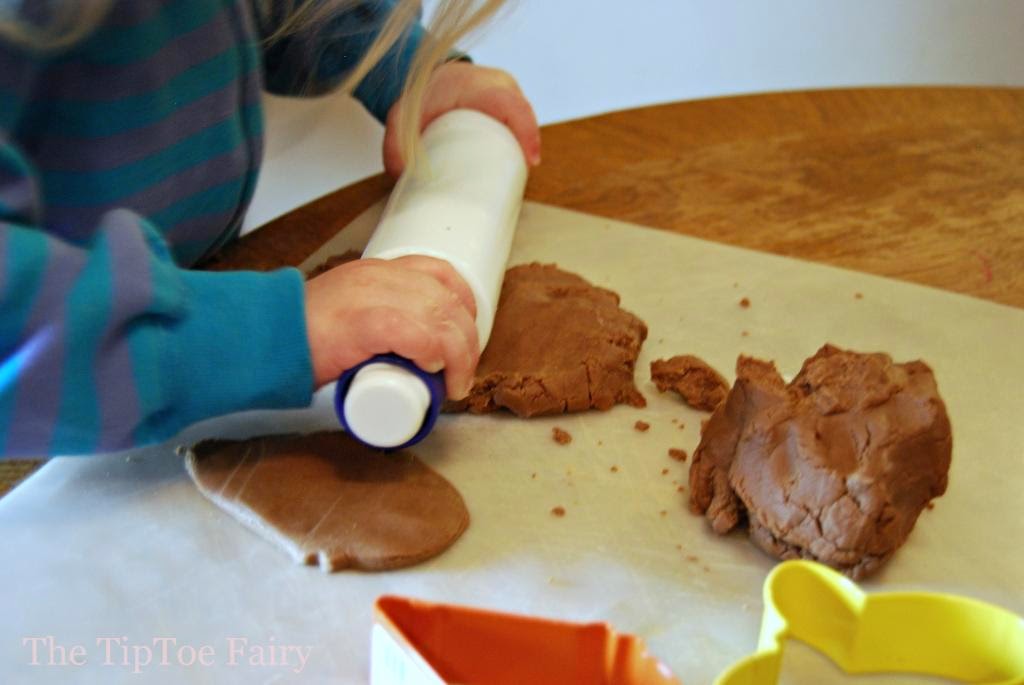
left=244, top=0, right=1024, bottom=231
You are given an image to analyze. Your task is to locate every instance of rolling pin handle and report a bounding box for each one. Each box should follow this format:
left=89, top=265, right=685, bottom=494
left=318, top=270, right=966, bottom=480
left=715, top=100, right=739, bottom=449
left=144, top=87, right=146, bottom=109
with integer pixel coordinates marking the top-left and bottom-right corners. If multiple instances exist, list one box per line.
left=335, top=354, right=446, bottom=451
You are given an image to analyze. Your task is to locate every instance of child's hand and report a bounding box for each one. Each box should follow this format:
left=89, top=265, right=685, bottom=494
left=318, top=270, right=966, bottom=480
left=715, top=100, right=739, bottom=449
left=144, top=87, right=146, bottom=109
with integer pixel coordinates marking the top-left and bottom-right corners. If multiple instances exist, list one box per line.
left=383, top=61, right=541, bottom=177
left=304, top=256, right=480, bottom=399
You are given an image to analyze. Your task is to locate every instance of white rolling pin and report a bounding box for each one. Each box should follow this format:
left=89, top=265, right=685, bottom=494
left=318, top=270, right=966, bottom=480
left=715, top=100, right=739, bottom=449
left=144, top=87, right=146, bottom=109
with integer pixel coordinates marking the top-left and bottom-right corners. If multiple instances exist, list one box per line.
left=335, top=109, right=528, bottom=449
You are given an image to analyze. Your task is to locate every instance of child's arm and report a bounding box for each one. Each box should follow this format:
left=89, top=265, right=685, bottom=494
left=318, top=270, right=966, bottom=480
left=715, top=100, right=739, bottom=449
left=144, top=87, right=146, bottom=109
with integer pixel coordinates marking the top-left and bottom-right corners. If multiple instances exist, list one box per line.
left=0, top=189, right=477, bottom=459
left=0, top=144, right=314, bottom=457
left=0, top=147, right=477, bottom=458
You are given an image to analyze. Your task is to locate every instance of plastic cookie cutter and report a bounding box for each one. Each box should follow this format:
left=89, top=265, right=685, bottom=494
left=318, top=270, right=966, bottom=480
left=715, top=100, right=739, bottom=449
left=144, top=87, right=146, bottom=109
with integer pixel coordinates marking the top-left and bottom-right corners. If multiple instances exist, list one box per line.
left=370, top=595, right=681, bottom=685
left=716, top=559, right=1024, bottom=685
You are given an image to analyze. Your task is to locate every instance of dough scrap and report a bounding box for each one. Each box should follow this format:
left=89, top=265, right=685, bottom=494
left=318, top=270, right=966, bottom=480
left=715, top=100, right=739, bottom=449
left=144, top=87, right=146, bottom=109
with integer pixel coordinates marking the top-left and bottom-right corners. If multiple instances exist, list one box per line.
left=650, top=355, right=729, bottom=411
left=186, top=432, right=469, bottom=572
left=552, top=427, right=572, bottom=445
left=447, top=263, right=648, bottom=417
left=689, top=345, right=951, bottom=579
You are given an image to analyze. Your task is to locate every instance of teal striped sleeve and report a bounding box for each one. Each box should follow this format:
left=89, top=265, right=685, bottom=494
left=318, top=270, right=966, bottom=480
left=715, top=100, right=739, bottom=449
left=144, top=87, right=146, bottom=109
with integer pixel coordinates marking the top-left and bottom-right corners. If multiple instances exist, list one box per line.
left=256, top=0, right=425, bottom=122
left=1, top=144, right=314, bottom=457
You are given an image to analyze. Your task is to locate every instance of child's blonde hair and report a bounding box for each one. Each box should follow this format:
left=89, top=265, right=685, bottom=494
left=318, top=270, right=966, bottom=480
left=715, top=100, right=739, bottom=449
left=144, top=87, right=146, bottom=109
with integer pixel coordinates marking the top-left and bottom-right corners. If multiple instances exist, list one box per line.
left=0, top=0, right=508, bottom=170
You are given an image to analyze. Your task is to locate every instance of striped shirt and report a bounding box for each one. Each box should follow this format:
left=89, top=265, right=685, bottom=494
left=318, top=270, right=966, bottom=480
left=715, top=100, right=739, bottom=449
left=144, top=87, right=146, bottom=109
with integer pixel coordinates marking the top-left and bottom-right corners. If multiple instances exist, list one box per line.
left=0, top=0, right=424, bottom=456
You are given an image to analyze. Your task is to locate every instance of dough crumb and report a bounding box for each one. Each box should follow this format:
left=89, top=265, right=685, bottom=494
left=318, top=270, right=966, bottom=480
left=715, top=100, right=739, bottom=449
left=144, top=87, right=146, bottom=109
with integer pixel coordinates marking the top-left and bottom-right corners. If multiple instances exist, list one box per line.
left=686, top=555, right=699, bottom=562
left=739, top=297, right=751, bottom=308
left=651, top=355, right=729, bottom=411
left=661, top=468, right=670, bottom=476
left=677, top=485, right=685, bottom=493
left=531, top=473, right=537, bottom=480
left=741, top=330, right=750, bottom=337
left=854, top=292, right=864, bottom=300
left=659, top=510, right=667, bottom=517
left=634, top=420, right=650, bottom=432
left=610, top=465, right=619, bottom=473
left=551, top=506, right=566, bottom=517
left=552, top=427, right=572, bottom=445
left=668, top=448, right=688, bottom=462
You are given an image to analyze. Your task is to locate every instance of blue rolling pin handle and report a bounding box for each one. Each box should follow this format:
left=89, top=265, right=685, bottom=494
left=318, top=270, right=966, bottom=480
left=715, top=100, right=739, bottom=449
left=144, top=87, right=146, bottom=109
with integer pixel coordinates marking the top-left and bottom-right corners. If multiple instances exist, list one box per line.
left=334, top=353, right=447, bottom=451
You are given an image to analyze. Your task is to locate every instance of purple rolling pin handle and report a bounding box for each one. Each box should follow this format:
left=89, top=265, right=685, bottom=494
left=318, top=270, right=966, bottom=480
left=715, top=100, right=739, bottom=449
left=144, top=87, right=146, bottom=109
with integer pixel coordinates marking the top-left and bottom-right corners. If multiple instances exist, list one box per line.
left=334, top=353, right=446, bottom=451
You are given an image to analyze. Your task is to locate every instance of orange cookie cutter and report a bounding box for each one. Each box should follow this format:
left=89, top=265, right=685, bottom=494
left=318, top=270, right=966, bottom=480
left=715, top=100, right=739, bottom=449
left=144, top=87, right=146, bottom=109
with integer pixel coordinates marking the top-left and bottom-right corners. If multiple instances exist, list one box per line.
left=371, top=595, right=680, bottom=684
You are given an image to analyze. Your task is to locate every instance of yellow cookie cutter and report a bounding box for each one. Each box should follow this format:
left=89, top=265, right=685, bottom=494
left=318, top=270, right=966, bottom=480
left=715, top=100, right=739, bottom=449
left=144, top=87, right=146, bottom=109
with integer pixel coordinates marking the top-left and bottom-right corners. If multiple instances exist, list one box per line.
left=717, top=560, right=1024, bottom=685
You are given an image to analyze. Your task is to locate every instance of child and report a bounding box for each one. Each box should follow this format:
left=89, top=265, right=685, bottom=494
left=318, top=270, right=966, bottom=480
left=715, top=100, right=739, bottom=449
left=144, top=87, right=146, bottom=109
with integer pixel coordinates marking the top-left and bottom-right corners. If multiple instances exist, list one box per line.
left=0, top=0, right=541, bottom=457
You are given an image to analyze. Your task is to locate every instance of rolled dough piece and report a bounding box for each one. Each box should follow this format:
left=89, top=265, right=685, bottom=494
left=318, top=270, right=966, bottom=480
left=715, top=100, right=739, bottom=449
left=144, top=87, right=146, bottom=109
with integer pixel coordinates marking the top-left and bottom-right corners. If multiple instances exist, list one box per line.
left=689, top=344, right=951, bottom=579
left=185, top=432, right=469, bottom=572
left=447, top=263, right=648, bottom=417
left=650, top=355, right=729, bottom=411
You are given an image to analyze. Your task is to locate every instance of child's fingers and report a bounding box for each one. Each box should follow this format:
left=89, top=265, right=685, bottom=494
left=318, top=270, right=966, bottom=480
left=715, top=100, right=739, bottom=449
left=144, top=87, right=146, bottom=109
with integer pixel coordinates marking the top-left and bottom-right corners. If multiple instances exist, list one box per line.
left=425, top=318, right=478, bottom=400
left=463, top=86, right=541, bottom=166
left=391, top=255, right=478, bottom=320
left=383, top=63, right=542, bottom=176
left=365, top=308, right=473, bottom=380
left=382, top=103, right=406, bottom=178
left=304, top=259, right=480, bottom=393
left=358, top=287, right=478, bottom=399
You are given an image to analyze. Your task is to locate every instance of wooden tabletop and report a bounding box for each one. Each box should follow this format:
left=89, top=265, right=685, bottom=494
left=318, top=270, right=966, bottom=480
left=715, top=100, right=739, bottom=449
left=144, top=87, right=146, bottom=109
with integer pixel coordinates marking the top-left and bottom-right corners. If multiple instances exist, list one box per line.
left=207, top=86, right=1024, bottom=309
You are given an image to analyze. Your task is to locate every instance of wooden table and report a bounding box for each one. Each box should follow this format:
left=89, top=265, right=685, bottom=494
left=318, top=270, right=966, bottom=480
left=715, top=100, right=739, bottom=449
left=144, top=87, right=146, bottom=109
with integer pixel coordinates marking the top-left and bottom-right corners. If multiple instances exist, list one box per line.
left=207, top=86, right=1024, bottom=308
left=3, top=86, right=1022, bottom=497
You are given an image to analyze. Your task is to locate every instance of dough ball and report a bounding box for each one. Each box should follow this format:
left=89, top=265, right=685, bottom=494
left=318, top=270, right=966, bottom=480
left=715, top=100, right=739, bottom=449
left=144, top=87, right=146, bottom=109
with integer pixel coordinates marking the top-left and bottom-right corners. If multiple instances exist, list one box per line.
left=689, top=345, right=951, bottom=578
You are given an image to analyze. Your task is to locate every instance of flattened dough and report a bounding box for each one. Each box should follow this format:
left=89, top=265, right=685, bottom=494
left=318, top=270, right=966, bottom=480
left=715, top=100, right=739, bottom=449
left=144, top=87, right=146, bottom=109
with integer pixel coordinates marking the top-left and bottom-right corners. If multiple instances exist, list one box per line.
left=186, top=432, right=468, bottom=572
left=448, top=263, right=648, bottom=417
left=689, top=345, right=951, bottom=579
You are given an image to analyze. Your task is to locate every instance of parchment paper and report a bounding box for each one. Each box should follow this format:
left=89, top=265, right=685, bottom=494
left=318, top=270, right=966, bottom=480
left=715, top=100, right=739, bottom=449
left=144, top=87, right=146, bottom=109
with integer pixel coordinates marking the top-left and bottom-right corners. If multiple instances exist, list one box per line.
left=2, top=202, right=1021, bottom=684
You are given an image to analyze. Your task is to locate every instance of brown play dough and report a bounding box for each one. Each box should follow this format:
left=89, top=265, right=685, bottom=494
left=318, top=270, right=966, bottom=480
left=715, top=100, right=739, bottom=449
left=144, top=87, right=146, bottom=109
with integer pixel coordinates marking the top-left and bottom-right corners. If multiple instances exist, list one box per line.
left=651, top=355, right=730, bottom=411
left=185, top=432, right=469, bottom=572
left=689, top=344, right=952, bottom=579
left=447, top=263, right=647, bottom=417
left=551, top=427, right=572, bottom=445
